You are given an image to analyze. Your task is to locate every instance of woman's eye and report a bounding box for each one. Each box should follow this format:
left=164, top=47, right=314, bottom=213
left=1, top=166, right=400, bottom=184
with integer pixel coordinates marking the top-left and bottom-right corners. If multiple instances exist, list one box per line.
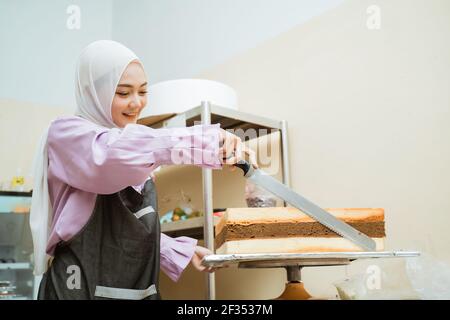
left=139, top=91, right=148, bottom=95
left=116, top=92, right=129, bottom=96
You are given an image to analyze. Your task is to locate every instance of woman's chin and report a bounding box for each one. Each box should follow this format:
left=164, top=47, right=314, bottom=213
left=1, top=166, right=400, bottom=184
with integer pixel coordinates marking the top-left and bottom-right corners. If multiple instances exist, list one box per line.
left=114, top=117, right=138, bottom=127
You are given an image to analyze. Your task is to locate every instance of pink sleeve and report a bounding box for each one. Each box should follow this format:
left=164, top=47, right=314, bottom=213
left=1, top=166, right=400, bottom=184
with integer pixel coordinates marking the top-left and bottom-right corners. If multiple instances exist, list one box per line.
left=160, top=233, right=198, bottom=282
left=47, top=116, right=221, bottom=194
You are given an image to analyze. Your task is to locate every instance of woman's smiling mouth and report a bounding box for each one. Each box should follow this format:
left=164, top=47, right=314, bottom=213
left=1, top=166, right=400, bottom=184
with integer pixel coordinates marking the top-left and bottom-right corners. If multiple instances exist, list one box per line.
left=122, top=112, right=138, bottom=118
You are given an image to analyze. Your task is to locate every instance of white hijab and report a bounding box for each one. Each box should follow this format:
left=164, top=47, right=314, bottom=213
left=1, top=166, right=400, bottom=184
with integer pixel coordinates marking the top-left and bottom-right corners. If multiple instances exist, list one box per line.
left=30, top=40, right=140, bottom=275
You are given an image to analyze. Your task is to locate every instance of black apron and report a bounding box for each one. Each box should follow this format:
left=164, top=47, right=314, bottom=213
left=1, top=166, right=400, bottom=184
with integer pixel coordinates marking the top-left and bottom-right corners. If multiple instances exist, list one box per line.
left=38, top=179, right=161, bottom=300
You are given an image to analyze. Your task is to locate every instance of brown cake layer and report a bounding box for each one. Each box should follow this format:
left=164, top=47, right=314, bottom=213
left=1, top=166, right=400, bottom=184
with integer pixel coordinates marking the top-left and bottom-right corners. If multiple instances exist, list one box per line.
left=215, top=221, right=385, bottom=249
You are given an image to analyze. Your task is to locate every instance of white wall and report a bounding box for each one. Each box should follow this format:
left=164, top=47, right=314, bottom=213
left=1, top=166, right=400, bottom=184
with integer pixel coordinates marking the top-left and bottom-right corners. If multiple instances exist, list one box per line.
left=192, top=0, right=450, bottom=299
left=112, top=0, right=344, bottom=84
left=0, top=0, right=343, bottom=109
left=0, top=0, right=113, bottom=109
left=0, top=99, right=71, bottom=186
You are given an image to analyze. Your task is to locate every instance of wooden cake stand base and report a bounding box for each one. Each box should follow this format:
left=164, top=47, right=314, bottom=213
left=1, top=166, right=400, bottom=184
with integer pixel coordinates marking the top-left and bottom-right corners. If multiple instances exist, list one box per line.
left=275, top=281, right=312, bottom=300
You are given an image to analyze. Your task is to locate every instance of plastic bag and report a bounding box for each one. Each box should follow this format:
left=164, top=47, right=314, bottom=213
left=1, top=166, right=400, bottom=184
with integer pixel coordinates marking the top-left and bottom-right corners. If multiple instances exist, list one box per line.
left=245, top=181, right=277, bottom=207
left=334, top=253, right=450, bottom=299
left=405, top=253, right=450, bottom=300
left=334, top=259, right=419, bottom=300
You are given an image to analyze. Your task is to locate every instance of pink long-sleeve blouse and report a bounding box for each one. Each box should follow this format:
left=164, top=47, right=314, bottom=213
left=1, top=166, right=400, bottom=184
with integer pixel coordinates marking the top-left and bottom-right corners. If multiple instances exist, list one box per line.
left=46, top=116, right=221, bottom=281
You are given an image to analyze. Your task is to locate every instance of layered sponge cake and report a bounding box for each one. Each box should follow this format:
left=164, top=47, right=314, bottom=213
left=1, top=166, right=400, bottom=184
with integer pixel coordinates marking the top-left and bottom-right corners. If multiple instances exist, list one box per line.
left=214, top=208, right=385, bottom=254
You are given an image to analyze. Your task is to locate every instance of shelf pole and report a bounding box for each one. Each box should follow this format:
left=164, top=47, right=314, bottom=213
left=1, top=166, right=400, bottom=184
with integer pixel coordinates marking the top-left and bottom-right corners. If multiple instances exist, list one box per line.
left=280, top=120, right=291, bottom=207
left=201, top=101, right=215, bottom=300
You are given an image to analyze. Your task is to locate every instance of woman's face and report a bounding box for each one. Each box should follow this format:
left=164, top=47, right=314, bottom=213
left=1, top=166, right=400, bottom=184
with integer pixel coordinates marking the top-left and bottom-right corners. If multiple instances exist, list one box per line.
left=111, top=61, right=148, bottom=127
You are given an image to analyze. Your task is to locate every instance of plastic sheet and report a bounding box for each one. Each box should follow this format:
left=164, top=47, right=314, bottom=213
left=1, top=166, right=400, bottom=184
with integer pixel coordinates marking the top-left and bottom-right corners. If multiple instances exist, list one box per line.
left=334, top=253, right=450, bottom=299
left=406, top=253, right=450, bottom=300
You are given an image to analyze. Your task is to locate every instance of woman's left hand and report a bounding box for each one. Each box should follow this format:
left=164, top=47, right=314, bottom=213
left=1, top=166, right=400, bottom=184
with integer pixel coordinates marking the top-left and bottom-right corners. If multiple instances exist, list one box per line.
left=190, top=245, right=218, bottom=273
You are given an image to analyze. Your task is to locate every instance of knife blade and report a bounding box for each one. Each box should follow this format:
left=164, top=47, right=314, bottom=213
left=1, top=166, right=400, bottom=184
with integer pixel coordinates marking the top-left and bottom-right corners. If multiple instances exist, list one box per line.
left=234, top=160, right=376, bottom=251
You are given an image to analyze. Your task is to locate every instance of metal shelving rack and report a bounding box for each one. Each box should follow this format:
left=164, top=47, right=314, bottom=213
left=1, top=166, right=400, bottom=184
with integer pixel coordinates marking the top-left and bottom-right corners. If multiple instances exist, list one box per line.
left=0, top=190, right=35, bottom=300
left=138, top=101, right=290, bottom=300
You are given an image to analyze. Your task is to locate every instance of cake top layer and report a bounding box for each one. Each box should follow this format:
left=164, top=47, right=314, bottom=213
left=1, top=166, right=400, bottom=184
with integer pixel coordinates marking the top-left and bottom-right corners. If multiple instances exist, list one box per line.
left=215, top=207, right=384, bottom=236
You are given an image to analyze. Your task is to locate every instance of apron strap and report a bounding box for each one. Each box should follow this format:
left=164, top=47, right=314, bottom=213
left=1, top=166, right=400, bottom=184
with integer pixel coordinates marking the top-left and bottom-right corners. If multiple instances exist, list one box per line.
left=133, top=206, right=155, bottom=219
left=94, top=284, right=157, bottom=300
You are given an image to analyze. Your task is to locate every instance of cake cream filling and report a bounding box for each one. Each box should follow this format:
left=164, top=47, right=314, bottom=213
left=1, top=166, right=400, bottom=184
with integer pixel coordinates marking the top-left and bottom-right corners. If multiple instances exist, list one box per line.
left=215, top=237, right=385, bottom=254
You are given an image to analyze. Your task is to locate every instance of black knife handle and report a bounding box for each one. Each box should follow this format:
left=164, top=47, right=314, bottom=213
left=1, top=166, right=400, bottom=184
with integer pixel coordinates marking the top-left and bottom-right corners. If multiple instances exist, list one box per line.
left=234, top=160, right=251, bottom=176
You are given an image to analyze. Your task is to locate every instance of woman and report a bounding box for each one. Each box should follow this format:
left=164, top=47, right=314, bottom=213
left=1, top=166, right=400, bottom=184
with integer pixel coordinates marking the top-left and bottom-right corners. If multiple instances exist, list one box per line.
left=30, top=40, right=252, bottom=300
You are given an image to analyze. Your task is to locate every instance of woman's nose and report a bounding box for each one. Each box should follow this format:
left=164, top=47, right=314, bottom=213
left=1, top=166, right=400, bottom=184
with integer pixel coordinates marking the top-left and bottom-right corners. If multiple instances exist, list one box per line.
left=129, top=93, right=143, bottom=109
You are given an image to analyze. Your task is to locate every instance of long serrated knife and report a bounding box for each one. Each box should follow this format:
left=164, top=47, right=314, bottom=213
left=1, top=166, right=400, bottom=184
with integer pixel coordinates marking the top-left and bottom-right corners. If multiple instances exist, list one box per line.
left=234, top=160, right=376, bottom=251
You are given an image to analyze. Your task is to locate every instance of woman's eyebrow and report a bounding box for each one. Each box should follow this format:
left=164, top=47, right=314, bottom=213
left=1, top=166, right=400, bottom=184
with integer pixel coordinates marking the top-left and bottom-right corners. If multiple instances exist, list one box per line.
left=117, top=82, right=148, bottom=88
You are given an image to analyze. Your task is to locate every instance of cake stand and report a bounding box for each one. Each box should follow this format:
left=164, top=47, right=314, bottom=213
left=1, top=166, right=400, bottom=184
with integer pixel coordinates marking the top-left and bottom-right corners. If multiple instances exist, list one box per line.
left=201, top=251, right=420, bottom=300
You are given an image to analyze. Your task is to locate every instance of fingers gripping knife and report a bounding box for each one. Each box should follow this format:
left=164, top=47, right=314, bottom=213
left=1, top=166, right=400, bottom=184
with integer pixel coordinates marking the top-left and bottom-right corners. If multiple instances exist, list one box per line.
left=234, top=160, right=377, bottom=251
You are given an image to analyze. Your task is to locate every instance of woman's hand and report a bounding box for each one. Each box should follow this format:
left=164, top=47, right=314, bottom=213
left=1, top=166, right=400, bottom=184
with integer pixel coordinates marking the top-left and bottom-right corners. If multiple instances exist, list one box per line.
left=190, top=245, right=218, bottom=273
left=219, top=129, right=258, bottom=170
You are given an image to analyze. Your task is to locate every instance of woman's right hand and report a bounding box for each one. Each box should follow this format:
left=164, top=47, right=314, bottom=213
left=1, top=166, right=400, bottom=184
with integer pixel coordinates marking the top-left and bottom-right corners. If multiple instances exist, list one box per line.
left=219, top=129, right=258, bottom=169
